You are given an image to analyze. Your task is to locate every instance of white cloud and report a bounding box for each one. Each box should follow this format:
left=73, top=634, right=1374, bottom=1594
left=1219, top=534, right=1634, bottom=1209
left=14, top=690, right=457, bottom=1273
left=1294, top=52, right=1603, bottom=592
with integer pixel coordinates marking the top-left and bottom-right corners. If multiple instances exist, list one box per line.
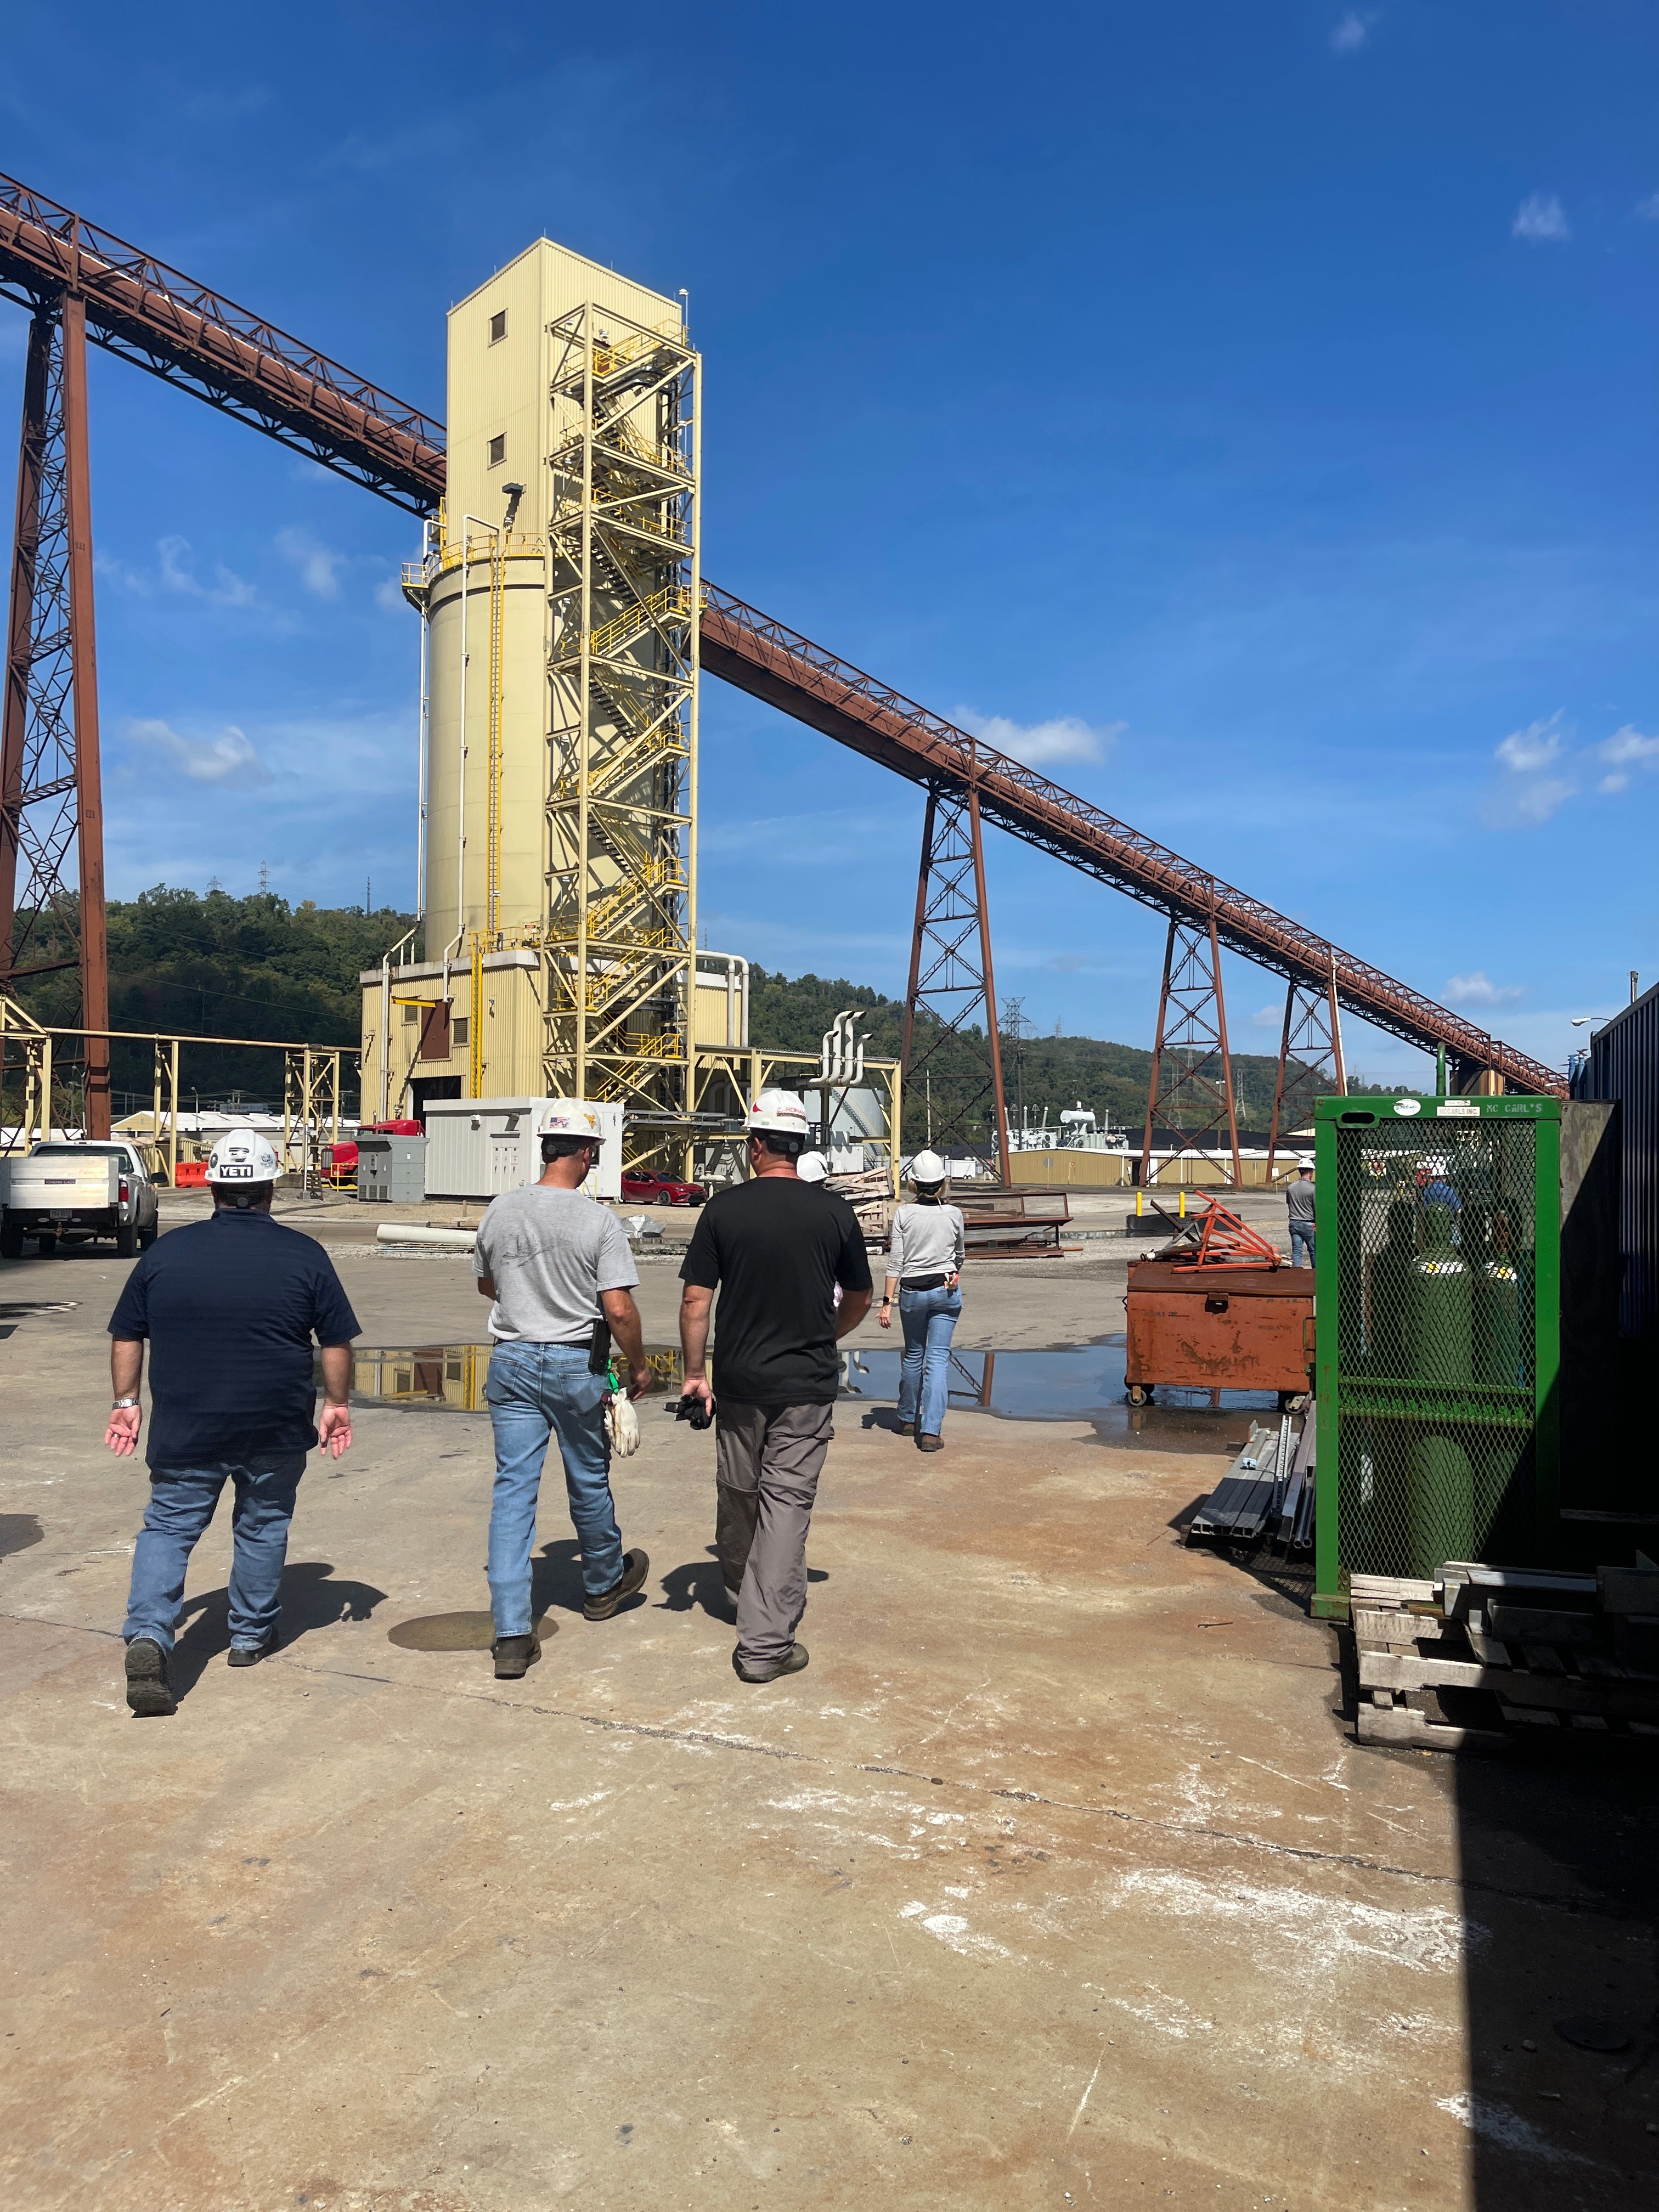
left=1485, top=713, right=1576, bottom=826
left=100, top=535, right=257, bottom=606
left=1252, top=1003, right=1284, bottom=1029
left=375, top=573, right=409, bottom=612
left=1513, top=194, right=1570, bottom=245
left=157, top=534, right=258, bottom=607
left=1443, top=971, right=1523, bottom=1008
left=1330, top=12, right=1368, bottom=53
left=955, top=707, right=1124, bottom=769
left=1595, top=724, right=1659, bottom=793
left=1634, top=193, right=1659, bottom=222
left=127, top=718, right=273, bottom=789
left=275, top=526, right=345, bottom=599
left=1494, top=717, right=1563, bottom=775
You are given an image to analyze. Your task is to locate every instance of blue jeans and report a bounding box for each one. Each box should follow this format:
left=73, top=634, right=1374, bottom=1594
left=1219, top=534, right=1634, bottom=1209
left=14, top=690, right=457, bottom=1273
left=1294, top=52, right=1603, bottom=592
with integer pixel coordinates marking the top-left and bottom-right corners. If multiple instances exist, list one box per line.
left=1289, top=1220, right=1316, bottom=1269
left=896, top=1284, right=963, bottom=1437
left=123, top=1455, right=307, bottom=1652
left=484, top=1340, right=622, bottom=1635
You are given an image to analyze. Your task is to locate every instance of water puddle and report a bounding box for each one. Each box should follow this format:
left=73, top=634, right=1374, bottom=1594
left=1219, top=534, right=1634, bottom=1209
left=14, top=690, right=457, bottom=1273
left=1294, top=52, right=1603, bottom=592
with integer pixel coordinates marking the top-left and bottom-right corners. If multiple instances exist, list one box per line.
left=330, top=1339, right=1277, bottom=1450
left=387, top=1609, right=559, bottom=1651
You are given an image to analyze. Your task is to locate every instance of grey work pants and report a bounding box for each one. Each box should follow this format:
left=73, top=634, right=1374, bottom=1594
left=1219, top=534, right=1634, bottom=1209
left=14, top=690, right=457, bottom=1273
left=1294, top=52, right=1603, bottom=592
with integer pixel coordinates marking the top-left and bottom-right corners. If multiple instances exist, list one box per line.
left=714, top=1400, right=834, bottom=1667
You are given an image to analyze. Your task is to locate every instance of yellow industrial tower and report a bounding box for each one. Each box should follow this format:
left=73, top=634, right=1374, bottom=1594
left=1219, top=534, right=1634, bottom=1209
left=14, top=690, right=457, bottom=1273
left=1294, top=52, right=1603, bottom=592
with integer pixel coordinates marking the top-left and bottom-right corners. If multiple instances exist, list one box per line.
left=362, top=238, right=706, bottom=1157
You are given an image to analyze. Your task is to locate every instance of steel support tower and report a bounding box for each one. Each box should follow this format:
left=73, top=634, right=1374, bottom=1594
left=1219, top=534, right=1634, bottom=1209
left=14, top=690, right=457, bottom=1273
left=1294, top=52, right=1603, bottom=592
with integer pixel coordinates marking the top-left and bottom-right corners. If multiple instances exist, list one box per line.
left=900, top=786, right=1010, bottom=1180
left=1139, top=910, right=1242, bottom=1187
left=544, top=303, right=700, bottom=1128
left=0, top=289, right=110, bottom=1136
left=1266, top=964, right=1346, bottom=1175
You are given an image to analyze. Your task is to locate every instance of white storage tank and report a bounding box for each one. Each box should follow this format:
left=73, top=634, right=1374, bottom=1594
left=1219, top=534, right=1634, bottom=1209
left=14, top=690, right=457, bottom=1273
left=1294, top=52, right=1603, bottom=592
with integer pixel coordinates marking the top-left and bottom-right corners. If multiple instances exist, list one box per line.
left=421, top=1098, right=623, bottom=1201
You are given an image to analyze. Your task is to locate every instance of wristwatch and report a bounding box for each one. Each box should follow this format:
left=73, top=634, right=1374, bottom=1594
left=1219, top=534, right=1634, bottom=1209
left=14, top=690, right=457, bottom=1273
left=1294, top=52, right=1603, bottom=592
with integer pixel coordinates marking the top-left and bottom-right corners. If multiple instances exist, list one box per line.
left=111, top=1397, right=140, bottom=1409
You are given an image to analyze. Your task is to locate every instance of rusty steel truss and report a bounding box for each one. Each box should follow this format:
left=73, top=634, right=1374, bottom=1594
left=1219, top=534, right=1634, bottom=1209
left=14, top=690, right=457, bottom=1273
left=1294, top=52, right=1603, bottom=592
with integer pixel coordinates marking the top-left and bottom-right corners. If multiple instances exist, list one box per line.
left=0, top=291, right=110, bottom=1135
left=1139, top=912, right=1242, bottom=1187
left=0, top=168, right=1566, bottom=1114
left=900, top=787, right=1010, bottom=1180
left=1266, top=965, right=1346, bottom=1177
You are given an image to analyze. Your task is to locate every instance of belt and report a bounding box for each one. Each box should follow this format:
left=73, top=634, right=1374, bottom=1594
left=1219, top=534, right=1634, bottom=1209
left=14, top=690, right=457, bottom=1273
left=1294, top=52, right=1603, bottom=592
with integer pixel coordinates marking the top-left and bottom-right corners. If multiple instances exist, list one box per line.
left=901, top=1272, right=951, bottom=1291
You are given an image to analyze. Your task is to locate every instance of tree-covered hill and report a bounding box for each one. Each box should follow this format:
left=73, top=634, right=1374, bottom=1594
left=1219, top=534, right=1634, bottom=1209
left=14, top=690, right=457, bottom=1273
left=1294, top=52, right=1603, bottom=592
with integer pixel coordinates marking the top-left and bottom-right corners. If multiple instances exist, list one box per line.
left=8, top=891, right=1375, bottom=1137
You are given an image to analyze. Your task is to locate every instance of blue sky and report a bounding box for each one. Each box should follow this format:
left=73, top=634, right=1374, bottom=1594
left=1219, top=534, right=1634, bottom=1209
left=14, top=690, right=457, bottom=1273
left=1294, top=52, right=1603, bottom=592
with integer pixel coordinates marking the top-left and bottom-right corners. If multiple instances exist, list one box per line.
left=3, top=2, right=1657, bottom=1083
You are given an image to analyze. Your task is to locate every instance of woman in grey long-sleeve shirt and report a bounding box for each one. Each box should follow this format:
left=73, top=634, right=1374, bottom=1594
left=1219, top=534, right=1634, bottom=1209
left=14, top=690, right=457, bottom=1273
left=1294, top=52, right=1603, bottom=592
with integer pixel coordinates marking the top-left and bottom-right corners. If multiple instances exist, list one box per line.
left=879, top=1150, right=966, bottom=1452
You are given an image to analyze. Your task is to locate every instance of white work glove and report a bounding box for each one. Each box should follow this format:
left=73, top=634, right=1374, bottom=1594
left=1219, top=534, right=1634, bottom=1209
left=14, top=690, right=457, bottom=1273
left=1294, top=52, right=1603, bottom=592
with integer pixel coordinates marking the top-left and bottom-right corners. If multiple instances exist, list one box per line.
left=606, top=1389, right=640, bottom=1458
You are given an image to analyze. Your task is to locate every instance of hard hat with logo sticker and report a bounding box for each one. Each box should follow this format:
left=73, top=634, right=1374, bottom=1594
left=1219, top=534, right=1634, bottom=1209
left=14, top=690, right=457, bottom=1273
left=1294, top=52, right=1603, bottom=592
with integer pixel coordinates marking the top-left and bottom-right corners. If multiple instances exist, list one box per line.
left=205, top=1130, right=282, bottom=1183
left=541, top=1098, right=602, bottom=1139
left=745, top=1088, right=810, bottom=1136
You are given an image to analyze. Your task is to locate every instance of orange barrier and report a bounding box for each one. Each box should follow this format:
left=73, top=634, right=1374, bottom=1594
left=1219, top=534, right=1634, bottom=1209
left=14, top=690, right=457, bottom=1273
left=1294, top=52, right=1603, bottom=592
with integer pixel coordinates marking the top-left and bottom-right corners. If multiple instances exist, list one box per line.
left=172, top=1160, right=208, bottom=1188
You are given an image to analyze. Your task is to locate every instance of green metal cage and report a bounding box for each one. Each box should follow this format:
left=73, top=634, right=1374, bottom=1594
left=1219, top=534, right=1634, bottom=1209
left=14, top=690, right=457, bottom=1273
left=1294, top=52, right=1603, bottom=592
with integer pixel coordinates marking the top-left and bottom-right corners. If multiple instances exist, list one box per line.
left=1313, top=1094, right=1560, bottom=1617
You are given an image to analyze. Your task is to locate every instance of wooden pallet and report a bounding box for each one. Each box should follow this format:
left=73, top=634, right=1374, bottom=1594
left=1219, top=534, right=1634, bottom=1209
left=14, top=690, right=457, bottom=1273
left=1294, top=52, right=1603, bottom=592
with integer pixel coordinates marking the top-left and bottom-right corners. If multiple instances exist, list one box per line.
left=1351, top=1568, right=1659, bottom=1753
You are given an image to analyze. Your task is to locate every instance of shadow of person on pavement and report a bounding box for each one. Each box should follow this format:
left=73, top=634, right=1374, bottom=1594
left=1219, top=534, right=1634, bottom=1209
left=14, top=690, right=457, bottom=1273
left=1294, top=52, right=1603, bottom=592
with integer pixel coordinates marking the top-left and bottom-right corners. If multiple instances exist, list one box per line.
left=659, top=1547, right=827, bottom=1619
left=168, top=1561, right=388, bottom=1699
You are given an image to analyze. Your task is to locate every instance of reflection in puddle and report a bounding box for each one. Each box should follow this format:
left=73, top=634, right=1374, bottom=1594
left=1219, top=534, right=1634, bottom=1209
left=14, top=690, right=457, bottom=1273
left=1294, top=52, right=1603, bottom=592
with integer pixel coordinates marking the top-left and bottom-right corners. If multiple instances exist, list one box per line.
left=332, top=1339, right=1274, bottom=1448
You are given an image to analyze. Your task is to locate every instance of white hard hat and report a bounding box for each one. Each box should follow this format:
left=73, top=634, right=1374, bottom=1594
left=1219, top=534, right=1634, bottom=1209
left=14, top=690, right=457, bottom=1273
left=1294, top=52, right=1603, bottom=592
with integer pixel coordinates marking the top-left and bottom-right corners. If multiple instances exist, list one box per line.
left=206, top=1130, right=281, bottom=1184
left=1296, top=1154, right=1314, bottom=1170
left=541, top=1098, right=602, bottom=1140
left=910, top=1148, right=948, bottom=1184
left=795, top=1150, right=830, bottom=1183
left=746, top=1088, right=810, bottom=1137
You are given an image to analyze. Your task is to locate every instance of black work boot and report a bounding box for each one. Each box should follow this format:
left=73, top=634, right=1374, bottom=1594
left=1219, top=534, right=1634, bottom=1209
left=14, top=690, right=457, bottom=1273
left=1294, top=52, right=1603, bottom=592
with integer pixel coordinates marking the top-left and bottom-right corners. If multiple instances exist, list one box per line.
left=227, top=1633, right=279, bottom=1668
left=492, top=1634, right=540, bottom=1680
left=125, top=1637, right=177, bottom=1718
left=734, top=1643, right=810, bottom=1685
left=583, top=1548, right=650, bottom=1622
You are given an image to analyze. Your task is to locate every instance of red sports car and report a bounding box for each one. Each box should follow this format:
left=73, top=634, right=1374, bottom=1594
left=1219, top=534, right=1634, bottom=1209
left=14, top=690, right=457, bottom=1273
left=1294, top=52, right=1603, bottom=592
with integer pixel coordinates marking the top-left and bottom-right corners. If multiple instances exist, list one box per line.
left=620, top=1170, right=707, bottom=1207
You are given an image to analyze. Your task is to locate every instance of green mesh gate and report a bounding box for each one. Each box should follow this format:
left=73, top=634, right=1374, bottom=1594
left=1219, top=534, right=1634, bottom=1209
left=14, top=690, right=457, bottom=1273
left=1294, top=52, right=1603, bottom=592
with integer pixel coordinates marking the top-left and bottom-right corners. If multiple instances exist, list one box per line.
left=1312, top=1095, right=1560, bottom=1616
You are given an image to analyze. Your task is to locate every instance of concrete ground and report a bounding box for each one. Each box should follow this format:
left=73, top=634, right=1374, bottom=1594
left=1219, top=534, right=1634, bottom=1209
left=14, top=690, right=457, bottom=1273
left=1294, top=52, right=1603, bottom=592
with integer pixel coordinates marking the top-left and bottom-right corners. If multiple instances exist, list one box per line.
left=2, top=1232, right=1655, bottom=2210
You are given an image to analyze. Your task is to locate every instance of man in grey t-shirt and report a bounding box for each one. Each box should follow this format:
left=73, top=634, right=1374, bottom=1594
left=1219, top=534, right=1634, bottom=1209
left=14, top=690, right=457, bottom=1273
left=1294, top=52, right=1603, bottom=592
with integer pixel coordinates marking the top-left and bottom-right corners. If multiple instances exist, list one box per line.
left=1285, top=1156, right=1317, bottom=1269
left=472, top=1101, right=652, bottom=1678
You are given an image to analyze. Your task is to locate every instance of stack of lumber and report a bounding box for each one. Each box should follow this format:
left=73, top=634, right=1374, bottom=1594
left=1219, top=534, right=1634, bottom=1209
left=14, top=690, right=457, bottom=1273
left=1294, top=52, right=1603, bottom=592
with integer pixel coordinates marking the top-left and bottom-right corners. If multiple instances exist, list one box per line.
left=1353, top=1558, right=1659, bottom=1752
left=823, top=1169, right=893, bottom=1244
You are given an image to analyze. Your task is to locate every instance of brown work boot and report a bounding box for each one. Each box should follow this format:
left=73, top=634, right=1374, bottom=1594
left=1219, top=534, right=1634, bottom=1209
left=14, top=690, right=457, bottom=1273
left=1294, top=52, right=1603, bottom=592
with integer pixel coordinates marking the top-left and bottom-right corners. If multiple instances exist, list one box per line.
left=583, top=1548, right=651, bottom=1621
left=492, top=1633, right=540, bottom=1679
left=125, top=1637, right=177, bottom=1718
left=734, top=1643, right=810, bottom=1685
left=917, top=1434, right=944, bottom=1453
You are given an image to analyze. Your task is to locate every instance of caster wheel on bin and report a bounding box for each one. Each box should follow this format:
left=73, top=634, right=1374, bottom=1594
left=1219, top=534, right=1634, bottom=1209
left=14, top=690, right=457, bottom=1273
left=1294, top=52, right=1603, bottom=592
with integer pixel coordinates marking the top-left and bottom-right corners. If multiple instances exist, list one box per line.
left=1126, top=1384, right=1151, bottom=1407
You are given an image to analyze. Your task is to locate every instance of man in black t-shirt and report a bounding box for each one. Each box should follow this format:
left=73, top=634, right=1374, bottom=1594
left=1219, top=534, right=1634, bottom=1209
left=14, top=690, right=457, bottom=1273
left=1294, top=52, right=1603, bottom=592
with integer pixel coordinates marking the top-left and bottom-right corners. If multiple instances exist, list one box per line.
left=105, top=1130, right=360, bottom=1717
left=679, top=1091, right=872, bottom=1683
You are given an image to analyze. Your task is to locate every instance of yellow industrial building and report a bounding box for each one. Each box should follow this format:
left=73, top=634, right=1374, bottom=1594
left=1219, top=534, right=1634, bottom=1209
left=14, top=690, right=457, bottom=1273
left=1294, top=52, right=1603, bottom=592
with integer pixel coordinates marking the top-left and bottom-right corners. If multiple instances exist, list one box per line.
left=362, top=236, right=899, bottom=1181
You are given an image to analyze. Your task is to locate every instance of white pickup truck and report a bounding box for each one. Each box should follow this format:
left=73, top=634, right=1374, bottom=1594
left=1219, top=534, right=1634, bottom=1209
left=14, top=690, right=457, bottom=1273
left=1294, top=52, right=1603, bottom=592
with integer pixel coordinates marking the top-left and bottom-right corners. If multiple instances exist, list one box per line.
left=1, top=1141, right=161, bottom=1260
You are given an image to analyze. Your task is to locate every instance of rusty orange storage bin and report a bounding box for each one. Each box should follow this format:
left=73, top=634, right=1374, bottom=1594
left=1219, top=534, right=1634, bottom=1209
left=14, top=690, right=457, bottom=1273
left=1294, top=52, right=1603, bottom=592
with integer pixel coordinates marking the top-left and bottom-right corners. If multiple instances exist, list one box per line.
left=1124, top=1259, right=1313, bottom=1402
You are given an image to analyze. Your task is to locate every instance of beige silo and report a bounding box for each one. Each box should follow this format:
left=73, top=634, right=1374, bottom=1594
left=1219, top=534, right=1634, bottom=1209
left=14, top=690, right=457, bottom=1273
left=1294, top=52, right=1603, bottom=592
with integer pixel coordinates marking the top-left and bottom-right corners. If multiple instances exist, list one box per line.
left=366, top=238, right=701, bottom=1135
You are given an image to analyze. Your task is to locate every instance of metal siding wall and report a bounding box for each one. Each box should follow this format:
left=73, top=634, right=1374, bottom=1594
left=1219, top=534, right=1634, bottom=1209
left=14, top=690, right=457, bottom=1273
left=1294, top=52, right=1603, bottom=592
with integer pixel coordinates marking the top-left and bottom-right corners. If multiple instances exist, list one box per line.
left=1585, top=985, right=1659, bottom=1339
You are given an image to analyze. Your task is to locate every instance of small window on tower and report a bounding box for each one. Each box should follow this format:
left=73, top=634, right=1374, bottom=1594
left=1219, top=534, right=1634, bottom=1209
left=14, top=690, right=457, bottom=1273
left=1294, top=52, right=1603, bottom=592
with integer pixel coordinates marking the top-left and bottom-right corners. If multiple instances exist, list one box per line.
left=402, top=1003, right=419, bottom=1025
left=489, top=309, right=506, bottom=344
left=487, top=433, right=505, bottom=467
left=452, top=1017, right=470, bottom=1047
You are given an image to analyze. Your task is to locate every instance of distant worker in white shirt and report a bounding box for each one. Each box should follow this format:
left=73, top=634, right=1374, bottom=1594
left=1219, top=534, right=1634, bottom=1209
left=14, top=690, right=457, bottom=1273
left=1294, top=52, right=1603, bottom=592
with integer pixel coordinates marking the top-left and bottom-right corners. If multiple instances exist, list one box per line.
left=473, top=1101, right=652, bottom=1680
left=879, top=1149, right=966, bottom=1452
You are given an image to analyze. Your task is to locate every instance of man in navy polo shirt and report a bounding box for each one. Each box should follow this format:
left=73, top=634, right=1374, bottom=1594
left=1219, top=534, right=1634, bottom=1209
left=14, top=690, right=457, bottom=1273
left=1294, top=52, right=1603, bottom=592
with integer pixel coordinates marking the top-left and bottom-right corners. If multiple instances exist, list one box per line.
left=106, top=1129, right=360, bottom=1718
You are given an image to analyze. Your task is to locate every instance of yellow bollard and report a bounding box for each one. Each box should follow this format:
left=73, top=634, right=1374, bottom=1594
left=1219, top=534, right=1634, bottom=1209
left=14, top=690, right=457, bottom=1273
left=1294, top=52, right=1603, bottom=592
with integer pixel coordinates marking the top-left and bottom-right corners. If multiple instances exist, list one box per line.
left=1180, top=1189, right=1187, bottom=1218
